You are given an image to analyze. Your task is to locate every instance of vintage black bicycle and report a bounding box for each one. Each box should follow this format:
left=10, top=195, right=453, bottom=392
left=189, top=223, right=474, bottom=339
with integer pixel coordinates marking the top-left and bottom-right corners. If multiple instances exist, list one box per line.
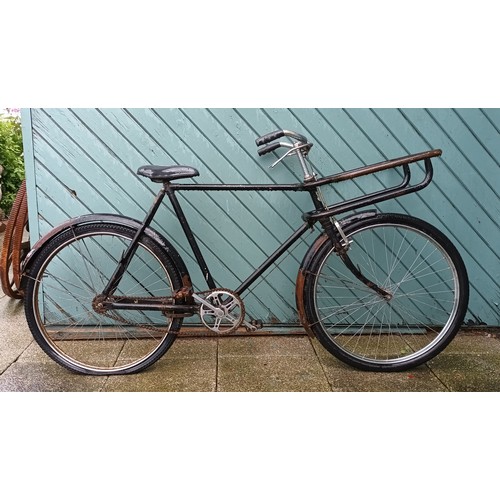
left=22, top=129, right=469, bottom=375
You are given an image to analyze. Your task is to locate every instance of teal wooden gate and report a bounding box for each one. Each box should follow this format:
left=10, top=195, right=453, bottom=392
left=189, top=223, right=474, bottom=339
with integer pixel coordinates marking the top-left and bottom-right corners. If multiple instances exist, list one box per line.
left=21, top=108, right=500, bottom=326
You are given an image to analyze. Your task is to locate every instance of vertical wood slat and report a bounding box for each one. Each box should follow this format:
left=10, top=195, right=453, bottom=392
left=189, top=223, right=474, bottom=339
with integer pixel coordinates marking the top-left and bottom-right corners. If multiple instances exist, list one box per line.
left=21, top=108, right=500, bottom=325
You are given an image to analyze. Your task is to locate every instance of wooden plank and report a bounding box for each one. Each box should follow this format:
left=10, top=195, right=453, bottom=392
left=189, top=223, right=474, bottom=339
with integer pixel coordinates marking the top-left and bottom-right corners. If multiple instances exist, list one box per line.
left=24, top=108, right=500, bottom=326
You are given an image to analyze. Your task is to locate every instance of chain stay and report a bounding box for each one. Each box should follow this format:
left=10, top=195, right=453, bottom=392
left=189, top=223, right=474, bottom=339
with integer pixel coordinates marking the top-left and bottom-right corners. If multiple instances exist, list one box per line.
left=97, top=295, right=174, bottom=336
left=96, top=288, right=247, bottom=337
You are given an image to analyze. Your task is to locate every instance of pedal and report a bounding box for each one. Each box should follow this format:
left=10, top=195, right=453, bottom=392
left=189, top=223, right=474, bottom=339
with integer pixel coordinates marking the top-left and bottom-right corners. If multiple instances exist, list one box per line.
left=244, top=319, right=263, bottom=332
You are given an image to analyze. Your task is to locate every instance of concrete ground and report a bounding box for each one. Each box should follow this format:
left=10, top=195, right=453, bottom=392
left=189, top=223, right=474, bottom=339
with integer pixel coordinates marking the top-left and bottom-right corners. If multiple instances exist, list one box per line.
left=1, top=289, right=500, bottom=392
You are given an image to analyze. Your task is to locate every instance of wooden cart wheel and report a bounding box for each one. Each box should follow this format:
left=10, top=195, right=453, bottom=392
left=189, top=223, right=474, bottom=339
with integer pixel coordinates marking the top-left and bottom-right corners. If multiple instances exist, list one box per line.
left=1, top=180, right=30, bottom=299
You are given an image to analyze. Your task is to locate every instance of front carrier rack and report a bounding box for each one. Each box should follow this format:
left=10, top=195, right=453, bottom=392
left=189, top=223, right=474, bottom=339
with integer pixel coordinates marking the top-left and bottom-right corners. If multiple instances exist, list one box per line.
left=302, top=149, right=442, bottom=223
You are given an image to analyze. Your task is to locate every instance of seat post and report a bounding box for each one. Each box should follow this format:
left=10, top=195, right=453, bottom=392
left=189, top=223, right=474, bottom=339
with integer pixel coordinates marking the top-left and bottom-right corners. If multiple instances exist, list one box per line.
left=164, top=183, right=216, bottom=290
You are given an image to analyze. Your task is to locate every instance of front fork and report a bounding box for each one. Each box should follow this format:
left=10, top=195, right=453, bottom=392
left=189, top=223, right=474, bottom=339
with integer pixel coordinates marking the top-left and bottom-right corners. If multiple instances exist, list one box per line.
left=310, top=187, right=392, bottom=300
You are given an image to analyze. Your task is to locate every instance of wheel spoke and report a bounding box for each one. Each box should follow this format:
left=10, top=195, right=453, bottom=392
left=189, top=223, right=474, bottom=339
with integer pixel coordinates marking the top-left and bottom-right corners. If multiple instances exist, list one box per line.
left=24, top=225, right=181, bottom=375
left=308, top=216, right=466, bottom=370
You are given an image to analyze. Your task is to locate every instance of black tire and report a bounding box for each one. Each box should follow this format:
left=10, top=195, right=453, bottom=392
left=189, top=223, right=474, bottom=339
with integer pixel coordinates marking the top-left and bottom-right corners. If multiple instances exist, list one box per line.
left=24, top=223, right=184, bottom=375
left=302, top=214, right=469, bottom=371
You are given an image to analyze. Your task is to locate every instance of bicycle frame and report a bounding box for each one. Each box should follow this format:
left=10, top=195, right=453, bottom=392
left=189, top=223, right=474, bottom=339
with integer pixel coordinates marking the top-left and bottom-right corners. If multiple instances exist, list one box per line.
left=99, top=148, right=441, bottom=314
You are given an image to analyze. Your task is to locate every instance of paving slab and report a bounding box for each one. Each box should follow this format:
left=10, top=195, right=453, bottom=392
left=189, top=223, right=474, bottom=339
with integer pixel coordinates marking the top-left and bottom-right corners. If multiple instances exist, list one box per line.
left=168, top=337, right=218, bottom=359
left=440, top=333, right=500, bottom=355
left=0, top=295, right=33, bottom=373
left=428, top=352, right=500, bottom=392
left=218, top=335, right=316, bottom=358
left=311, top=338, right=448, bottom=392
left=16, top=342, right=52, bottom=362
left=217, top=336, right=330, bottom=392
left=2, top=282, right=500, bottom=392
left=217, top=355, right=331, bottom=392
left=0, top=360, right=107, bottom=392
left=102, top=338, right=218, bottom=392
left=103, top=356, right=217, bottom=392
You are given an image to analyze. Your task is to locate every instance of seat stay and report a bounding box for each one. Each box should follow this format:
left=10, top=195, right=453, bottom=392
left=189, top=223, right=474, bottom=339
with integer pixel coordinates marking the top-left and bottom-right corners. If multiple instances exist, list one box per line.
left=100, top=187, right=167, bottom=297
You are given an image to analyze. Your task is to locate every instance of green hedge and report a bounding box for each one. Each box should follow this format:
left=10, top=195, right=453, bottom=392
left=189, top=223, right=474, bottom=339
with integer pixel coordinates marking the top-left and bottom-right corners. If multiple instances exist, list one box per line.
left=0, top=114, right=25, bottom=217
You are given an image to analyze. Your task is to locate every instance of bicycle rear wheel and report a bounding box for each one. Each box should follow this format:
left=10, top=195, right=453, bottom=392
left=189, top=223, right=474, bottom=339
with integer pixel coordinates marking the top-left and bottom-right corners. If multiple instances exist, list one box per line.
left=24, top=223, right=183, bottom=375
left=302, top=214, right=469, bottom=371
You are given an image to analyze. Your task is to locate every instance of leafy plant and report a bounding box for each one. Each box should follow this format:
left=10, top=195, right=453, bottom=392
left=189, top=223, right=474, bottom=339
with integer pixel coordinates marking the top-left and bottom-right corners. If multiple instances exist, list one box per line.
left=0, top=112, right=25, bottom=217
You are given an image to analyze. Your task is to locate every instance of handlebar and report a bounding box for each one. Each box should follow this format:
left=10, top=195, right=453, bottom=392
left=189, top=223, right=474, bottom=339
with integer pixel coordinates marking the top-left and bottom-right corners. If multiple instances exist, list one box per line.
left=255, top=129, right=315, bottom=181
left=256, top=129, right=308, bottom=147
left=257, top=143, right=282, bottom=157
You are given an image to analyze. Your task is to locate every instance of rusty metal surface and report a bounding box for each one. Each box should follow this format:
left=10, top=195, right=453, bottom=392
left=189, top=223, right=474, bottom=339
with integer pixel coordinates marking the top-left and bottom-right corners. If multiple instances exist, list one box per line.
left=295, top=233, right=329, bottom=337
left=12, top=186, right=28, bottom=292
left=0, top=181, right=28, bottom=298
left=309, top=150, right=442, bottom=187
left=295, top=270, right=311, bottom=336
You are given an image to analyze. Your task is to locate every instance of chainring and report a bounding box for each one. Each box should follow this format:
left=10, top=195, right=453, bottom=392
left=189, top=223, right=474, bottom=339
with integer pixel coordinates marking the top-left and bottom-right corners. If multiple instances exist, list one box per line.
left=199, top=288, right=245, bottom=335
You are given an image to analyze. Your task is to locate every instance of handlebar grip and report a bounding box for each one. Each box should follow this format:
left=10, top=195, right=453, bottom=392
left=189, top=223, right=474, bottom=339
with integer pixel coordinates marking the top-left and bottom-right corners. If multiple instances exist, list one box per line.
left=257, top=143, right=281, bottom=157
left=256, top=130, right=285, bottom=147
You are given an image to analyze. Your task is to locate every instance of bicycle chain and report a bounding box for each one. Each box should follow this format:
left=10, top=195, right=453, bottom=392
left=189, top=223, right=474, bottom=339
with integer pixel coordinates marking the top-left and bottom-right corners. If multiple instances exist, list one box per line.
left=96, top=295, right=178, bottom=336
left=96, top=289, right=245, bottom=337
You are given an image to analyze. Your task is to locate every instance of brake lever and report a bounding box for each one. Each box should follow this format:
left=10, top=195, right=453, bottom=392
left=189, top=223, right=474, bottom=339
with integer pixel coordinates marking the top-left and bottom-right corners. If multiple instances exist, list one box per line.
left=269, top=143, right=310, bottom=169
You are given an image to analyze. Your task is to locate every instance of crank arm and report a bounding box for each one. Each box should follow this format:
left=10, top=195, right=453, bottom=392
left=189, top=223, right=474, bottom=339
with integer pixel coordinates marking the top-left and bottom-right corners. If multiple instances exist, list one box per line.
left=192, top=292, right=222, bottom=313
left=243, top=319, right=258, bottom=332
left=243, top=318, right=264, bottom=332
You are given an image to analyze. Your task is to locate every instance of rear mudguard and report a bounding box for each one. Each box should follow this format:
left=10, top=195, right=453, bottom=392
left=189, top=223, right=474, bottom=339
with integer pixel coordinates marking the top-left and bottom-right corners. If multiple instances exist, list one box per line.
left=20, top=213, right=192, bottom=291
left=295, top=210, right=378, bottom=336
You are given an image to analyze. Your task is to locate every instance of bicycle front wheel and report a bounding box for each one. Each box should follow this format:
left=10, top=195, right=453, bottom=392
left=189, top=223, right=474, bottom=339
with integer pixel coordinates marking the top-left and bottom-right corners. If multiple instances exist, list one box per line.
left=24, top=223, right=183, bottom=375
left=303, top=214, right=469, bottom=371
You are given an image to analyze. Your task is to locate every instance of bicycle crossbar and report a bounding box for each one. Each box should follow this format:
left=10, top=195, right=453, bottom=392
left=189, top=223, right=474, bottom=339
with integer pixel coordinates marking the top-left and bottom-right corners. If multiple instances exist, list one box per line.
left=169, top=150, right=442, bottom=195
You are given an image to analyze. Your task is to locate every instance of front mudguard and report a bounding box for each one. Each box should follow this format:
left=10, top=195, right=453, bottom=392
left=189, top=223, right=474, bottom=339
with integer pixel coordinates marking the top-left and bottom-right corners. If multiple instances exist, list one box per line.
left=295, top=210, right=378, bottom=336
left=20, top=213, right=192, bottom=291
